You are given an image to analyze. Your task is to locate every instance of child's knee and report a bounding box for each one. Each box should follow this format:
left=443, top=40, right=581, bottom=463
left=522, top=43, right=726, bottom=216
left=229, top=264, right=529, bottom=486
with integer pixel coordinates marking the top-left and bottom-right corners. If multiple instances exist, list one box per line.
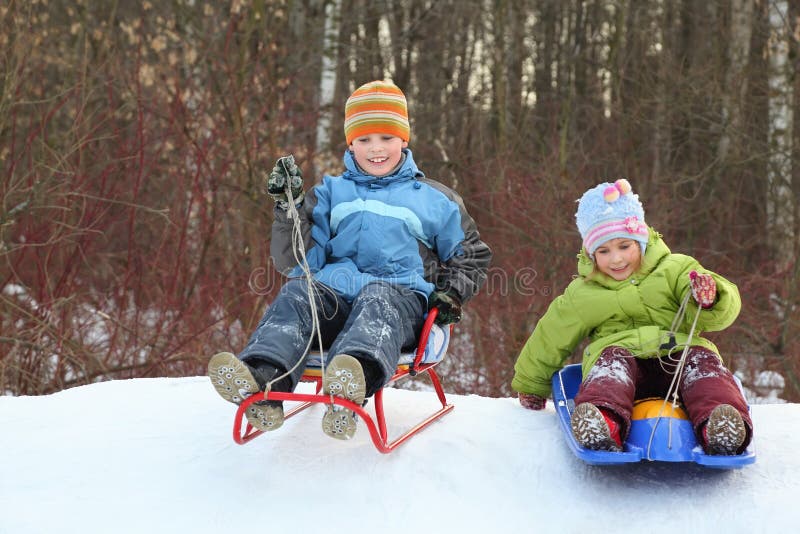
left=682, top=346, right=731, bottom=388
left=585, top=346, right=636, bottom=386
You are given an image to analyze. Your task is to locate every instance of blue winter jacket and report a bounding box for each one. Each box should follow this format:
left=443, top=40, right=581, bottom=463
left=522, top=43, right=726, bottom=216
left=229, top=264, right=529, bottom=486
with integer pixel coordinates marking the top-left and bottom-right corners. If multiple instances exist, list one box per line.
left=271, top=149, right=491, bottom=302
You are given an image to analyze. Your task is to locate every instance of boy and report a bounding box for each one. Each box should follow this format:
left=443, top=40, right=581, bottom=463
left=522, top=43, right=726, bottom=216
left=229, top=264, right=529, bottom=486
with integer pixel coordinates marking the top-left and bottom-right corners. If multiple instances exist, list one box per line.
left=209, top=81, right=492, bottom=440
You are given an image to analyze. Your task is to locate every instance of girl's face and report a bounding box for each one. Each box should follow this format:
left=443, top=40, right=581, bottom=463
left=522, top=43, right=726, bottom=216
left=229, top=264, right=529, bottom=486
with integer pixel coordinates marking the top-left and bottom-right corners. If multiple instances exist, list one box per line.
left=349, top=133, right=408, bottom=176
left=593, top=238, right=642, bottom=281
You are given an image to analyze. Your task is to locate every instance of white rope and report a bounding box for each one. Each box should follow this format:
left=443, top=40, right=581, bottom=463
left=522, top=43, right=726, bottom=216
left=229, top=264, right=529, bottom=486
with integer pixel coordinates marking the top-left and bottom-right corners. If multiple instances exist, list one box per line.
left=644, top=291, right=703, bottom=458
left=593, top=290, right=700, bottom=365
left=263, top=157, right=328, bottom=394
left=574, top=280, right=706, bottom=458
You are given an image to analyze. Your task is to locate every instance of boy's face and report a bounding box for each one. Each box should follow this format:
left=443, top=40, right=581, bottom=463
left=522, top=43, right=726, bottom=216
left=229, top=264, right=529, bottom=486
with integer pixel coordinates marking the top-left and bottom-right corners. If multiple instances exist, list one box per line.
left=593, top=238, right=642, bottom=281
left=349, top=133, right=408, bottom=177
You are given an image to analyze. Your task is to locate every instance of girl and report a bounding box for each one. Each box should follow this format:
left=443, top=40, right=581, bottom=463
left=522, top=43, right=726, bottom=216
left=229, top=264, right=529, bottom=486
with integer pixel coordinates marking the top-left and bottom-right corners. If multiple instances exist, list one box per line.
left=512, top=180, right=752, bottom=455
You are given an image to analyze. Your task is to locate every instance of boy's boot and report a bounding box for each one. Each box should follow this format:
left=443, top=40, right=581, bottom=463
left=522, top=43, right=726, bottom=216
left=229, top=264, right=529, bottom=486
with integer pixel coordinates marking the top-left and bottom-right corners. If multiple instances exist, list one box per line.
left=703, top=404, right=746, bottom=455
left=571, top=402, right=623, bottom=452
left=321, top=354, right=366, bottom=440
left=207, top=352, right=288, bottom=432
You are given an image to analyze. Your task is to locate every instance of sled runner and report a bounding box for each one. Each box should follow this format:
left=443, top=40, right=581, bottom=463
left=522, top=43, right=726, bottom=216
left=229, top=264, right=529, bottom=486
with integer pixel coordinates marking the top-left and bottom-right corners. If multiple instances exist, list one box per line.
left=231, top=308, right=453, bottom=453
left=552, top=364, right=756, bottom=468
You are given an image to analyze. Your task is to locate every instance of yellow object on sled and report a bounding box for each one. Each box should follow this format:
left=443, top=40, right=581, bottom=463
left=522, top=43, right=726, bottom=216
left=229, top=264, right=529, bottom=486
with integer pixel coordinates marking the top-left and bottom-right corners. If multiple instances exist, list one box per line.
left=632, top=398, right=689, bottom=420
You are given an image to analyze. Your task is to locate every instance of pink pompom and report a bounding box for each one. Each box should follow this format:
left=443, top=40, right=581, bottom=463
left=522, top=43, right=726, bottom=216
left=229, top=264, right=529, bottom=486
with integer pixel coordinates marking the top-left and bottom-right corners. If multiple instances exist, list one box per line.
left=603, top=186, right=620, bottom=202
left=615, top=178, right=632, bottom=195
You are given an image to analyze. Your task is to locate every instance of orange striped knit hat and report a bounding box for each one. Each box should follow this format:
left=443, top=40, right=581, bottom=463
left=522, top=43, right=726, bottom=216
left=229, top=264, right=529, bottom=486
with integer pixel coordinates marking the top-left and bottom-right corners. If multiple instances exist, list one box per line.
left=344, top=81, right=410, bottom=145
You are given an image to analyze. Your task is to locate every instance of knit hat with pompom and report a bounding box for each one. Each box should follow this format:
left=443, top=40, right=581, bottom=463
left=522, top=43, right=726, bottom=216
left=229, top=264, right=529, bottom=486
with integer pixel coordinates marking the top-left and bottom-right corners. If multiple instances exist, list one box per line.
left=575, top=179, right=649, bottom=257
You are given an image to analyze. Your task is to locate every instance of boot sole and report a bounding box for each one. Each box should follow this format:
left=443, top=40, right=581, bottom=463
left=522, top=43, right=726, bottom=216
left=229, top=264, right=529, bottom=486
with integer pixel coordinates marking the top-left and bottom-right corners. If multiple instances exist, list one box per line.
left=571, top=402, right=622, bottom=452
left=705, top=404, right=746, bottom=455
left=208, top=352, right=284, bottom=432
left=321, top=354, right=366, bottom=440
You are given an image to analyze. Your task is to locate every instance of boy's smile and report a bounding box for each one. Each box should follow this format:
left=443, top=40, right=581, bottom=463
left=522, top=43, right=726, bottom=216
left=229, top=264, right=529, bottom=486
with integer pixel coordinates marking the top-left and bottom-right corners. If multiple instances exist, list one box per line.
left=349, top=133, right=408, bottom=177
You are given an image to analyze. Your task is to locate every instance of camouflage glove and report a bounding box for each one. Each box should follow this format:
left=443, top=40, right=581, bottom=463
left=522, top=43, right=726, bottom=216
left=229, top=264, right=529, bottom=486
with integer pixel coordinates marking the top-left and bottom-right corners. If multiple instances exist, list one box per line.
left=428, top=290, right=462, bottom=325
left=689, top=270, right=716, bottom=309
left=265, top=154, right=304, bottom=209
left=519, top=392, right=547, bottom=411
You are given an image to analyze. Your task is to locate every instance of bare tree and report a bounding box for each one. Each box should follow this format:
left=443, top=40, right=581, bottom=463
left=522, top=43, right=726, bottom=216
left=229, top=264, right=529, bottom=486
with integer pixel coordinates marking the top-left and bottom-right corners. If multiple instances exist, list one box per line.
left=767, top=0, right=795, bottom=267
left=315, top=0, right=342, bottom=158
left=718, top=0, right=754, bottom=166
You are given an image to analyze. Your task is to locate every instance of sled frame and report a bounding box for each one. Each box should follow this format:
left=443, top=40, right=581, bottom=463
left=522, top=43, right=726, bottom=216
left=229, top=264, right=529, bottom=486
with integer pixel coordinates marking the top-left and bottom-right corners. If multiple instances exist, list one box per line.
left=231, top=308, right=454, bottom=453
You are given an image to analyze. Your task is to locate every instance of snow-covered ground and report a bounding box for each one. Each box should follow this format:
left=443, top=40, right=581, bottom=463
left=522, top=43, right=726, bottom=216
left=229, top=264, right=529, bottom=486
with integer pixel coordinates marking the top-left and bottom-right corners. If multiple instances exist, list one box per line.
left=1, top=377, right=797, bottom=534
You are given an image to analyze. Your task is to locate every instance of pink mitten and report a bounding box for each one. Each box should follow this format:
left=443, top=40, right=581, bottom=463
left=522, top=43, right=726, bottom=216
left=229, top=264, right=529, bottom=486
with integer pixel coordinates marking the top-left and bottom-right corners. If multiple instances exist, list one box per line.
left=519, top=392, right=547, bottom=411
left=689, top=270, right=717, bottom=309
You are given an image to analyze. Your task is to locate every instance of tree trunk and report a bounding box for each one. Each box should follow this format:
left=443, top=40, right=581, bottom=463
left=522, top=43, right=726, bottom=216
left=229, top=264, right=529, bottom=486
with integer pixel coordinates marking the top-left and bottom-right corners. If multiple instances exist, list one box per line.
left=315, top=0, right=342, bottom=158
left=491, top=0, right=509, bottom=164
left=767, top=0, right=795, bottom=267
left=718, top=0, right=754, bottom=165
left=506, top=0, right=525, bottom=142
left=652, top=1, right=675, bottom=181
left=533, top=0, right=556, bottom=142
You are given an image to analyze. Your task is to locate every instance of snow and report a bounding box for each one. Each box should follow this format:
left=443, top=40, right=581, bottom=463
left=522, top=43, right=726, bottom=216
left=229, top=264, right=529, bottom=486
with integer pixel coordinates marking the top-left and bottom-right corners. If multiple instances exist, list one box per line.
left=1, top=377, right=798, bottom=533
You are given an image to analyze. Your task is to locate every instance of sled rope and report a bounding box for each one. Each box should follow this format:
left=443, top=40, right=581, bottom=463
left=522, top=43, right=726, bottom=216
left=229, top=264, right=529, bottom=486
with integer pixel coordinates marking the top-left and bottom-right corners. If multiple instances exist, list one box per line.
left=646, top=291, right=702, bottom=458
left=263, top=157, right=329, bottom=393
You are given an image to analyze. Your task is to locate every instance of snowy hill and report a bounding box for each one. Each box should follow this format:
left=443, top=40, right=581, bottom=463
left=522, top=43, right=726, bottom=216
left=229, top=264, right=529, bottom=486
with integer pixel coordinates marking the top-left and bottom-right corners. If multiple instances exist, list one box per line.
left=1, top=377, right=798, bottom=534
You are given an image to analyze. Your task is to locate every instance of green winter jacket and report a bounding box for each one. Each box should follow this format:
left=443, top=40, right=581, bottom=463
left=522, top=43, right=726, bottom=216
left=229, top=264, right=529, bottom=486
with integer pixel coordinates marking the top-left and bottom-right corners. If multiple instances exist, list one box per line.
left=511, top=228, right=741, bottom=398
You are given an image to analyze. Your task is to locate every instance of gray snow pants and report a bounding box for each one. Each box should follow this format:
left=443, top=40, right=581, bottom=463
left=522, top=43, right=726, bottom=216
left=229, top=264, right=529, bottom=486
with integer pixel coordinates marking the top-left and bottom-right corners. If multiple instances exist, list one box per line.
left=238, top=279, right=425, bottom=397
left=575, top=346, right=753, bottom=450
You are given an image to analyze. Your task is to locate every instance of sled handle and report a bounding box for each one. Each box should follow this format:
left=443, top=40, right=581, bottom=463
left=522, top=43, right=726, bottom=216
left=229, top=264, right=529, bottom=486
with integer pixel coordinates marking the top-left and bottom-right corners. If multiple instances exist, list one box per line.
left=411, top=307, right=439, bottom=375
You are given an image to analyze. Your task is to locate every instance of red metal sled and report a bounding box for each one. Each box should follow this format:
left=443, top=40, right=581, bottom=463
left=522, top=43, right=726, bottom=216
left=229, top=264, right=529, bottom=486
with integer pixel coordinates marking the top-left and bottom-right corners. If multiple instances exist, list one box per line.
left=231, top=308, right=454, bottom=453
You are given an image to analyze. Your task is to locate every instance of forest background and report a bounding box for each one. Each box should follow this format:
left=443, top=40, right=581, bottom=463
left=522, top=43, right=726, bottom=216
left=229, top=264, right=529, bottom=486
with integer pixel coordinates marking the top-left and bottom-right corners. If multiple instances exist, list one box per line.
left=2, top=0, right=799, bottom=402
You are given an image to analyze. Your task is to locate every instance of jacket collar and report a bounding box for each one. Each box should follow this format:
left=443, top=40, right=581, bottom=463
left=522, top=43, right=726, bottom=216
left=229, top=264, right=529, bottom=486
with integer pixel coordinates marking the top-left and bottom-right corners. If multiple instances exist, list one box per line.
left=342, top=148, right=422, bottom=187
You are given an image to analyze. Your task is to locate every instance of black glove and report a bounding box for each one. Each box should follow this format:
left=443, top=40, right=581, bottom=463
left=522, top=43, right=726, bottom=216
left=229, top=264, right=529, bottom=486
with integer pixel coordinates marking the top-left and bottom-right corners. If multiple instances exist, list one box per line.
left=428, top=290, right=462, bottom=325
left=265, top=155, right=304, bottom=209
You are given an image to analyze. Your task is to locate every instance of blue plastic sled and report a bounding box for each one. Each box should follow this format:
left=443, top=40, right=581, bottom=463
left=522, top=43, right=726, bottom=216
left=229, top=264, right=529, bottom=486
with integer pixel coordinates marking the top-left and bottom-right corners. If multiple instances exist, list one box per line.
left=552, top=364, right=756, bottom=468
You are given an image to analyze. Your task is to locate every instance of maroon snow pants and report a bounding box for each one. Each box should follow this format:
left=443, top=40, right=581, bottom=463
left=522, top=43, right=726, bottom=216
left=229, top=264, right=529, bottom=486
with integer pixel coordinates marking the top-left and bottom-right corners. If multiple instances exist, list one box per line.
left=574, top=346, right=753, bottom=449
